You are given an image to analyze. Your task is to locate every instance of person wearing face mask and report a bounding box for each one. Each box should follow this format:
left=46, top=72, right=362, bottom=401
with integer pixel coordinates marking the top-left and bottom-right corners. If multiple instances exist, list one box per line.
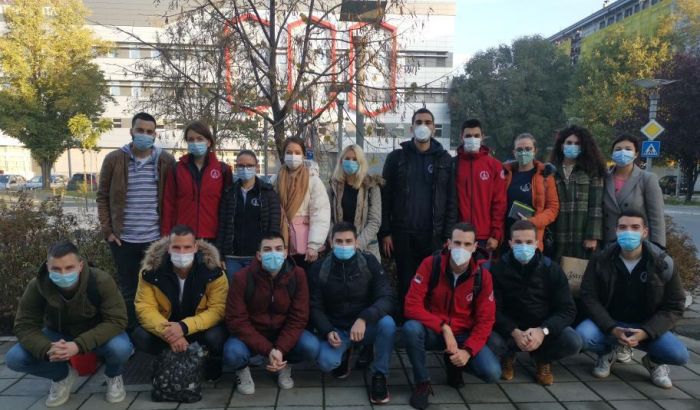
left=380, top=108, right=457, bottom=317
left=503, top=133, right=559, bottom=253
left=403, top=223, right=499, bottom=410
left=487, top=220, right=581, bottom=387
left=454, top=119, right=507, bottom=252
left=97, top=112, right=175, bottom=330
left=310, top=222, right=395, bottom=405
left=273, top=137, right=331, bottom=270
left=7, top=240, right=131, bottom=407
left=224, top=232, right=318, bottom=394
left=216, top=150, right=281, bottom=279
left=328, top=144, right=383, bottom=260
left=576, top=211, right=688, bottom=389
left=161, top=121, right=231, bottom=241
left=602, top=133, right=665, bottom=248
left=133, top=225, right=229, bottom=381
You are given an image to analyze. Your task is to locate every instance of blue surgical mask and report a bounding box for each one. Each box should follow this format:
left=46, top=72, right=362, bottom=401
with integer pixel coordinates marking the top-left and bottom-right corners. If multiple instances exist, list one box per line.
left=333, top=245, right=356, bottom=260
left=512, top=244, right=536, bottom=264
left=261, top=251, right=285, bottom=273
left=617, top=230, right=642, bottom=251
left=236, top=167, right=256, bottom=181
left=342, top=160, right=359, bottom=175
left=49, top=271, right=79, bottom=289
left=133, top=134, right=154, bottom=151
left=563, top=145, right=581, bottom=159
left=516, top=151, right=535, bottom=166
left=612, top=149, right=635, bottom=167
left=188, top=142, right=209, bottom=157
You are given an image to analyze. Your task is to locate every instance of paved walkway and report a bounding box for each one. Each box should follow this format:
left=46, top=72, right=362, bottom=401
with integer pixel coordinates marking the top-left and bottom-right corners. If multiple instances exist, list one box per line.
left=1, top=333, right=700, bottom=410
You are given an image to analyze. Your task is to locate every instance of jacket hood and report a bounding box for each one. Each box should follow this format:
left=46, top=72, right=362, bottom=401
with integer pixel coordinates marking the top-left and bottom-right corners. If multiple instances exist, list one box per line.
left=401, top=138, right=445, bottom=155
left=120, top=143, right=164, bottom=180
left=457, top=144, right=491, bottom=159
left=141, top=236, right=221, bottom=272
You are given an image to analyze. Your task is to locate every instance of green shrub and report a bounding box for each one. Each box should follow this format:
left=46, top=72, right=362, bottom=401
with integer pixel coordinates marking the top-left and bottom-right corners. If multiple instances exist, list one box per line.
left=0, top=192, right=113, bottom=334
left=665, top=215, right=700, bottom=291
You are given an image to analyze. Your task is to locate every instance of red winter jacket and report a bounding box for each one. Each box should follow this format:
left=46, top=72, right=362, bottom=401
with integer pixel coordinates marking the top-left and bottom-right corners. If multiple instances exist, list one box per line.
left=225, top=259, right=309, bottom=356
left=455, top=145, right=507, bottom=242
left=404, top=251, right=496, bottom=356
left=161, top=152, right=228, bottom=239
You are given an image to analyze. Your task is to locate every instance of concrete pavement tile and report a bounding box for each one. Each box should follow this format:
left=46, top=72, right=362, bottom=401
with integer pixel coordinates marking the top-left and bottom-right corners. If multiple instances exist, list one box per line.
left=564, top=402, right=614, bottom=410
left=123, top=384, right=151, bottom=392
left=228, top=387, right=277, bottom=407
left=583, top=381, right=645, bottom=400
left=0, top=395, right=40, bottom=409
left=178, top=389, right=231, bottom=409
left=326, top=406, right=372, bottom=410
left=496, top=366, right=535, bottom=384
left=128, top=391, right=178, bottom=410
left=459, top=383, right=509, bottom=403
left=550, top=364, right=580, bottom=382
left=516, top=403, right=566, bottom=410
left=276, top=386, right=322, bottom=406
left=560, top=355, right=596, bottom=366
left=0, top=353, right=5, bottom=365
left=276, top=407, right=322, bottom=410
left=26, top=392, right=90, bottom=410
left=375, top=406, right=463, bottom=410
left=79, top=391, right=137, bottom=410
left=666, top=366, right=700, bottom=380
left=388, top=369, right=411, bottom=386
left=608, top=400, right=662, bottom=409
left=426, top=385, right=463, bottom=403
left=323, top=370, right=367, bottom=387
left=389, top=352, right=403, bottom=369
left=628, top=382, right=692, bottom=400
left=0, top=364, right=24, bottom=379
left=468, top=404, right=517, bottom=410
left=381, top=385, right=411, bottom=405
left=546, top=382, right=602, bottom=402
left=687, top=352, right=700, bottom=364
left=324, top=386, right=367, bottom=406
left=500, top=383, right=556, bottom=402
left=249, top=369, right=282, bottom=388
left=654, top=399, right=700, bottom=410
left=287, top=370, right=323, bottom=387
left=425, top=366, right=447, bottom=385
left=565, top=365, right=621, bottom=382
left=674, top=380, right=700, bottom=398
left=0, top=378, right=16, bottom=393
left=1, top=378, right=49, bottom=396
left=684, top=364, right=700, bottom=375
left=426, top=352, right=444, bottom=368
left=611, top=364, right=651, bottom=381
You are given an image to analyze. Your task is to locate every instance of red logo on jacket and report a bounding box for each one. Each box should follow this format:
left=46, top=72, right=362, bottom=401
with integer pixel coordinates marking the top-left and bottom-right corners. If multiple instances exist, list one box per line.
left=210, top=169, right=221, bottom=179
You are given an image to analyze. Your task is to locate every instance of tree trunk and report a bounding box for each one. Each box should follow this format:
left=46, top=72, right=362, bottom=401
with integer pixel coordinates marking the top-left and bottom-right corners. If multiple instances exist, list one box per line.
left=40, top=160, right=52, bottom=190
left=682, top=158, right=699, bottom=203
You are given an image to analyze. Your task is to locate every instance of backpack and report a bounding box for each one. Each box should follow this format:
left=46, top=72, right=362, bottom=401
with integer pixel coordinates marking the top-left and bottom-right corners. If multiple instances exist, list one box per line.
left=244, top=263, right=297, bottom=304
left=317, top=252, right=373, bottom=287
left=427, top=251, right=483, bottom=306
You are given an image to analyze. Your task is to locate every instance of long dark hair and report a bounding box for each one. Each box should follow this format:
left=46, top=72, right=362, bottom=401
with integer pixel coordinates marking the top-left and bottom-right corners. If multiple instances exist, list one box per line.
left=550, top=125, right=607, bottom=178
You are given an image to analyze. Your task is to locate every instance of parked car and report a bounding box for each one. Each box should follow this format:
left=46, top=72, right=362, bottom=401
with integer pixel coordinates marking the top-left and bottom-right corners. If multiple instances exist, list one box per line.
left=66, top=173, right=98, bottom=191
left=0, top=174, right=27, bottom=191
left=659, top=174, right=700, bottom=195
left=25, top=175, right=67, bottom=190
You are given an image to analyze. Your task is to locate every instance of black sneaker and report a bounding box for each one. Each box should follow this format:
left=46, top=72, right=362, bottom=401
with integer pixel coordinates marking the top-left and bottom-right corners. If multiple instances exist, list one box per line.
left=204, top=358, right=222, bottom=382
left=332, top=347, right=353, bottom=379
left=356, top=345, right=374, bottom=370
left=409, top=381, right=433, bottom=410
left=370, top=372, right=390, bottom=404
left=443, top=353, right=464, bottom=388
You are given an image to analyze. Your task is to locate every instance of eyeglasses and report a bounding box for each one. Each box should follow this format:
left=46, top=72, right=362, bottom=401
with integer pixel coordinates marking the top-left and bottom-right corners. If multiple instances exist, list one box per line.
left=514, top=147, right=534, bottom=153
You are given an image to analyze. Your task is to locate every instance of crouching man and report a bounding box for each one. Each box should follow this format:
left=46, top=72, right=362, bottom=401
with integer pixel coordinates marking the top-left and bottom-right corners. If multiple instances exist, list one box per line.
left=577, top=211, right=688, bottom=388
left=133, top=224, right=228, bottom=381
left=7, top=240, right=131, bottom=407
left=224, top=232, right=319, bottom=394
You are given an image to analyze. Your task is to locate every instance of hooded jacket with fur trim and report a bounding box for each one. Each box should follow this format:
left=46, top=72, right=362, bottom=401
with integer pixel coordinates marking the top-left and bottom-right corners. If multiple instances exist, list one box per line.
left=134, top=237, right=228, bottom=338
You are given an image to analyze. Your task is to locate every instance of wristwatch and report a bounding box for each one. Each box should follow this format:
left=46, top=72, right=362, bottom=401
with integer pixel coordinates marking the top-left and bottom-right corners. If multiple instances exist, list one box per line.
left=541, top=327, right=549, bottom=337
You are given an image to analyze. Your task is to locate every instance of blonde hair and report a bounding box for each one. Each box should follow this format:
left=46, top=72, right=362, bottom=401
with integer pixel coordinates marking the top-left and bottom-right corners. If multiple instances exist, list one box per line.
left=332, top=144, right=368, bottom=189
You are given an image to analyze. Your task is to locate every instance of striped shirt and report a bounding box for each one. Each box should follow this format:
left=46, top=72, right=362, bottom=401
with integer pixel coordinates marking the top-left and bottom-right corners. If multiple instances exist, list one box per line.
left=120, top=154, right=161, bottom=243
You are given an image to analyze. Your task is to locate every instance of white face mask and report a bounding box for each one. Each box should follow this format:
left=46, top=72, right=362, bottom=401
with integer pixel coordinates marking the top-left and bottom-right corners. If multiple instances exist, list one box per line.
left=171, top=252, right=195, bottom=269
left=463, top=137, right=481, bottom=153
left=284, top=154, right=303, bottom=169
left=413, top=125, right=432, bottom=142
left=450, top=247, right=472, bottom=266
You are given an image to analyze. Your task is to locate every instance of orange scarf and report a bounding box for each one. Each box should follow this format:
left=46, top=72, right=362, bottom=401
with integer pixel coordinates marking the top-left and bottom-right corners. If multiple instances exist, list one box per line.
left=276, top=165, right=310, bottom=246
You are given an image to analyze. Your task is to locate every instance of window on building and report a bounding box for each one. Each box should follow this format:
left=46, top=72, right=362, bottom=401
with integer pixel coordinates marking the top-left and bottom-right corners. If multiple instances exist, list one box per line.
left=112, top=118, right=122, bottom=128
left=374, top=124, right=386, bottom=137
left=616, top=13, right=622, bottom=22
left=651, top=0, right=659, bottom=5
left=607, top=17, right=615, bottom=25
left=635, top=4, right=641, bottom=12
left=151, top=49, right=160, bottom=58
left=434, top=124, right=443, bottom=138
left=599, top=21, right=606, bottom=29
left=109, top=86, right=120, bottom=96
left=129, top=48, right=140, bottom=59
left=131, top=83, right=142, bottom=97
left=625, top=8, right=632, bottom=17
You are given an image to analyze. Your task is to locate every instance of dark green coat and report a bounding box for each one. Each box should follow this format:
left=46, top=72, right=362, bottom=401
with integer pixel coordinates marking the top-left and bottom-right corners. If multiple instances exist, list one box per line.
left=13, top=263, right=128, bottom=359
left=552, top=165, right=604, bottom=260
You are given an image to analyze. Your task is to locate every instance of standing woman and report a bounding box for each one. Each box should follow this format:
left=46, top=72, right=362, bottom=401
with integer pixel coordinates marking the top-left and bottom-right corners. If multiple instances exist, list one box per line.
left=274, top=137, right=331, bottom=270
left=503, top=133, right=560, bottom=252
left=328, top=144, right=383, bottom=260
left=550, top=125, right=607, bottom=260
left=603, top=133, right=665, bottom=247
left=161, top=121, right=229, bottom=241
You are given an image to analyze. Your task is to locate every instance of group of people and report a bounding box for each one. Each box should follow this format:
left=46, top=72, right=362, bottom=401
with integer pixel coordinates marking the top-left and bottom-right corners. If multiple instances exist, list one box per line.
left=5, top=109, right=688, bottom=410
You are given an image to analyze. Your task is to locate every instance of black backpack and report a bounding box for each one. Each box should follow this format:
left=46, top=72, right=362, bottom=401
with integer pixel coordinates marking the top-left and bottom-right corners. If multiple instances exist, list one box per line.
left=427, top=251, right=483, bottom=306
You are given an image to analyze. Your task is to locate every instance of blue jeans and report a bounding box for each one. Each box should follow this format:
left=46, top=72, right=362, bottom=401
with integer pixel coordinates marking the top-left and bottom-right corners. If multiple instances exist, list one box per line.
left=576, top=319, right=689, bottom=365
left=5, top=329, right=133, bottom=381
left=225, top=257, right=253, bottom=281
left=402, top=320, right=501, bottom=384
left=317, top=315, right=396, bottom=376
left=223, top=330, right=320, bottom=370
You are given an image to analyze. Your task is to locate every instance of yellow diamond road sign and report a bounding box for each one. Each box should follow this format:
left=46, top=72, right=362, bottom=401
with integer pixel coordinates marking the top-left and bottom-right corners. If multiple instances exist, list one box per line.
left=641, top=120, right=664, bottom=140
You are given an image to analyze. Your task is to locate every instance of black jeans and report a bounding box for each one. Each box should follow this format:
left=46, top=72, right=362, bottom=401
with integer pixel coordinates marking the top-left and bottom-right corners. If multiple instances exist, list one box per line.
left=131, top=324, right=227, bottom=357
left=392, top=231, right=435, bottom=317
left=487, top=326, right=582, bottom=363
left=109, top=240, right=152, bottom=330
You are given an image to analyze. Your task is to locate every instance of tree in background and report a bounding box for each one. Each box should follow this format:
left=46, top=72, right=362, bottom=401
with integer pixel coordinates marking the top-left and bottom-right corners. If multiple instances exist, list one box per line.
left=448, top=36, right=572, bottom=159
left=0, top=0, right=112, bottom=188
left=68, top=114, right=112, bottom=204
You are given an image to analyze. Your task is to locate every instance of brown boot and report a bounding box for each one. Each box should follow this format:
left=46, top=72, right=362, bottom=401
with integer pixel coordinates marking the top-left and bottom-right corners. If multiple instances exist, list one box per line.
left=501, top=356, right=515, bottom=381
left=535, top=362, right=554, bottom=386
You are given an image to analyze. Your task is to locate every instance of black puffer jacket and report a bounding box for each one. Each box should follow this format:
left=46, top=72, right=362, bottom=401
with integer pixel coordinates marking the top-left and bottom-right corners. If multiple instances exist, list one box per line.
left=490, top=251, right=576, bottom=338
left=580, top=241, right=685, bottom=340
left=216, top=177, right=281, bottom=256
left=309, top=252, right=395, bottom=337
left=379, top=139, right=456, bottom=249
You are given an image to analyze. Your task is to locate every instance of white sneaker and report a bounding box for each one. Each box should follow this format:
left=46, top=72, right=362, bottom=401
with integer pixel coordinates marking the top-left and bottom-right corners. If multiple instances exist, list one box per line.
left=45, top=366, right=77, bottom=407
left=277, top=367, right=294, bottom=390
left=236, top=366, right=255, bottom=395
left=592, top=349, right=617, bottom=379
left=105, top=374, right=126, bottom=403
left=615, top=344, right=633, bottom=363
left=642, top=355, right=673, bottom=389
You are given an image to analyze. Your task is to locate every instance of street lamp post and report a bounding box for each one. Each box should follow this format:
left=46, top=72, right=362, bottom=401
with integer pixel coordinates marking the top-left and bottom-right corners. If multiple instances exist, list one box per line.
left=337, top=99, right=344, bottom=151
left=633, top=78, right=677, bottom=172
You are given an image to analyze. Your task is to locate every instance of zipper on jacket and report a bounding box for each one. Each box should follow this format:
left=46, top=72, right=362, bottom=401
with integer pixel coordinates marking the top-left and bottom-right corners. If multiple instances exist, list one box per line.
left=469, top=160, right=474, bottom=223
